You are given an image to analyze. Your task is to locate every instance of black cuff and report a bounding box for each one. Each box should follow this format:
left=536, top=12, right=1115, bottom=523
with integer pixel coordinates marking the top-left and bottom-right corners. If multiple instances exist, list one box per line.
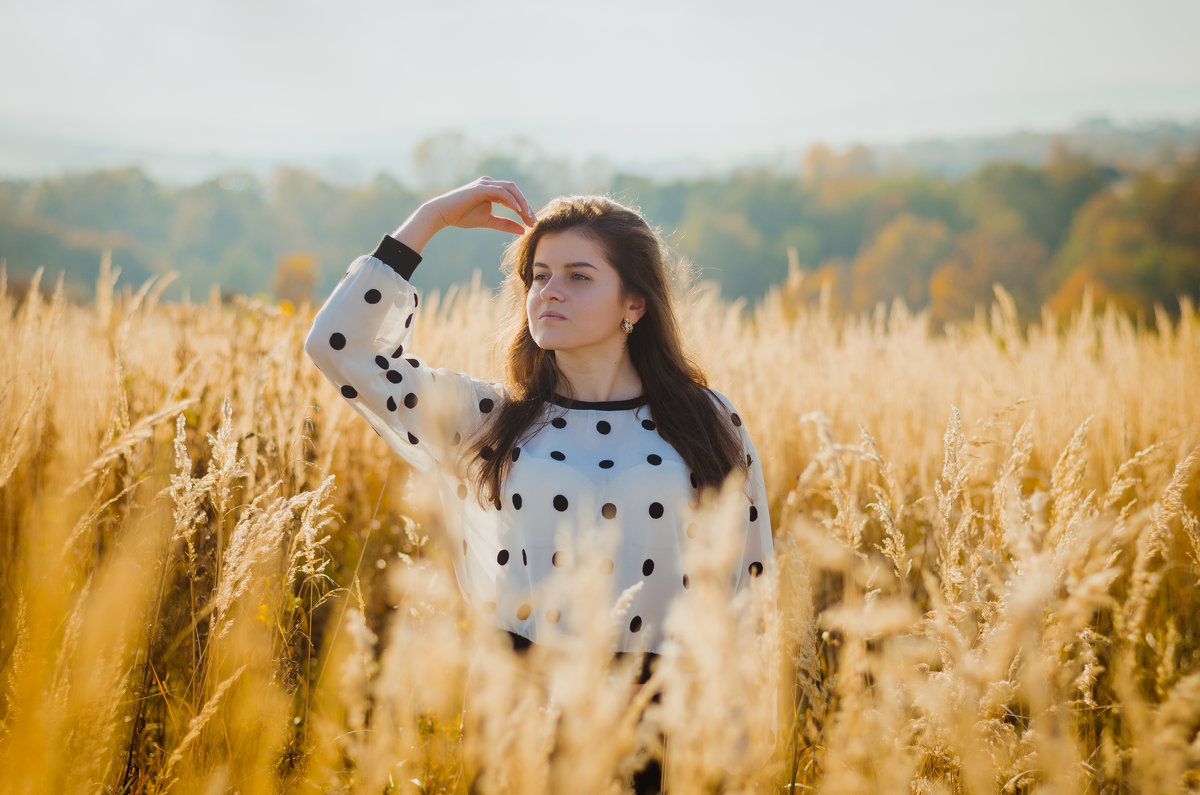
left=372, top=235, right=422, bottom=280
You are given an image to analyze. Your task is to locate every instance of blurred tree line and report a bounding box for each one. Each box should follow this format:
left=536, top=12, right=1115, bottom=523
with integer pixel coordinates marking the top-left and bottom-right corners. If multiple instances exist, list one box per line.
left=1, top=137, right=1198, bottom=323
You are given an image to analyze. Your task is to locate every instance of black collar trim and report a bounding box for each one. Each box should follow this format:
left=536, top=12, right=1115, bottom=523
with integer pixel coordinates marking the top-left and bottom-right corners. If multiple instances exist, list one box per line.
left=549, top=393, right=647, bottom=411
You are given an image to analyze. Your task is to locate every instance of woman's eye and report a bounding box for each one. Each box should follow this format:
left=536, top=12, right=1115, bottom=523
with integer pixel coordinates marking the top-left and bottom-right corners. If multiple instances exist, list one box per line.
left=571, top=273, right=590, bottom=281
left=532, top=273, right=548, bottom=281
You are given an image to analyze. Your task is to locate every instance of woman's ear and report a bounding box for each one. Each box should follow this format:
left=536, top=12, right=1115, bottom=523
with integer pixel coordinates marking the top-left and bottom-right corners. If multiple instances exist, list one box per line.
left=625, top=294, right=647, bottom=323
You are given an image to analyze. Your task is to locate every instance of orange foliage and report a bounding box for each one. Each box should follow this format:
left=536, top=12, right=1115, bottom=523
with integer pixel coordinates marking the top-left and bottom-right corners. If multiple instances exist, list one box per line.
left=273, top=253, right=317, bottom=307
left=850, top=214, right=952, bottom=311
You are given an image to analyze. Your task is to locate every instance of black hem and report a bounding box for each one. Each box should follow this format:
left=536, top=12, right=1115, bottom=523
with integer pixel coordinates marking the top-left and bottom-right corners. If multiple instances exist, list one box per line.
left=372, top=235, right=422, bottom=280
left=549, top=393, right=648, bottom=411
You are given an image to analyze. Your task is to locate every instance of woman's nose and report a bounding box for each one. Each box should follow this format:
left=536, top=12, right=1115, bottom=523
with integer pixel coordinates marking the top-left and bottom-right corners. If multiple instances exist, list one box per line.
left=540, top=276, right=564, bottom=301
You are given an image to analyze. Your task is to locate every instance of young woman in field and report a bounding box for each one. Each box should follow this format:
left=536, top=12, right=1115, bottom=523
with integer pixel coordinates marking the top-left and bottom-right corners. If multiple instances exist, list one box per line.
left=304, top=177, right=773, bottom=791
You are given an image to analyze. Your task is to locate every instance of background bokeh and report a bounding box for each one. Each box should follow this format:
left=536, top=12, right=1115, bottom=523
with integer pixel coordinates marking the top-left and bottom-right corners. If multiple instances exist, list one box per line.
left=2, top=0, right=1199, bottom=318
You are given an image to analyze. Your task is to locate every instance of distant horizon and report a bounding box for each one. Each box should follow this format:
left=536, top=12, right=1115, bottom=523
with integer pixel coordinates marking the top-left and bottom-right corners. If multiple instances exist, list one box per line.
left=5, top=102, right=1199, bottom=158
left=3, top=109, right=1199, bottom=187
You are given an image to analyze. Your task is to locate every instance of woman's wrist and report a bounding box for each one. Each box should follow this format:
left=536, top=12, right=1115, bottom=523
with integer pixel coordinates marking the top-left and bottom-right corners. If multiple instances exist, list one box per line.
left=390, top=203, right=445, bottom=254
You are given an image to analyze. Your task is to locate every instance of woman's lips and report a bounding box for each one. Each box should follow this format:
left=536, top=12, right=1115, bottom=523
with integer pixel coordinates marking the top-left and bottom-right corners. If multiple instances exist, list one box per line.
left=539, top=311, right=566, bottom=321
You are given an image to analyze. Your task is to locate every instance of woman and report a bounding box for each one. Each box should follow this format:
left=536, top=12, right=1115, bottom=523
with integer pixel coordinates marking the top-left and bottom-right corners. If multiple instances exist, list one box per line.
left=304, top=177, right=773, bottom=791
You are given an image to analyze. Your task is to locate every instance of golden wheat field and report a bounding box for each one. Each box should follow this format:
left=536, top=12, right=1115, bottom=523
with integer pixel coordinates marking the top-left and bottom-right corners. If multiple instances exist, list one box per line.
left=1, top=255, right=1198, bottom=794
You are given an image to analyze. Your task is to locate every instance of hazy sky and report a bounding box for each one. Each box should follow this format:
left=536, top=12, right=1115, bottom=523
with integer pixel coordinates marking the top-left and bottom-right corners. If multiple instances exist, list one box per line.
left=2, top=0, right=1199, bottom=164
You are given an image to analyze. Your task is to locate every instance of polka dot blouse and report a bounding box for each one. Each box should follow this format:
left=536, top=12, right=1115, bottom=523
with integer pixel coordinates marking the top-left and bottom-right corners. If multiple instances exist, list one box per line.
left=305, top=235, right=774, bottom=653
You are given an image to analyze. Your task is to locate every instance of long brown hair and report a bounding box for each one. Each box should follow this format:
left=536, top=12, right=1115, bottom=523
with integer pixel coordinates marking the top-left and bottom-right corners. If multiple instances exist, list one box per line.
left=467, top=195, right=746, bottom=506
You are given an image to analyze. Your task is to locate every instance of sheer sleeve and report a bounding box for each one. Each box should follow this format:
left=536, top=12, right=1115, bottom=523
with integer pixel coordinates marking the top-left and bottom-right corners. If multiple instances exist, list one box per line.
left=707, top=390, right=775, bottom=593
left=734, top=430, right=773, bottom=593
left=304, top=235, right=503, bottom=472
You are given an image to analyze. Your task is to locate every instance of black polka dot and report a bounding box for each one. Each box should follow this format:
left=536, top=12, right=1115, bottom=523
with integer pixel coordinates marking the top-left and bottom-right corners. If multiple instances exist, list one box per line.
left=521, top=549, right=528, bottom=566
left=404, top=393, right=417, bottom=408
left=550, top=450, right=565, bottom=461
left=481, top=446, right=494, bottom=461
left=374, top=355, right=389, bottom=369
left=386, top=396, right=397, bottom=412
left=641, top=419, right=656, bottom=431
left=386, top=370, right=403, bottom=384
left=405, top=357, right=420, bottom=367
left=749, top=561, right=764, bottom=577
left=647, top=454, right=662, bottom=466
left=492, top=497, right=502, bottom=511
left=690, top=473, right=699, bottom=489
left=596, top=420, right=611, bottom=434
left=642, top=559, right=655, bottom=576
left=407, top=432, right=418, bottom=445
left=479, top=398, right=494, bottom=413
left=457, top=483, right=467, bottom=499
left=329, top=332, right=346, bottom=350
left=731, top=413, right=742, bottom=427
left=404, top=313, right=413, bottom=328
left=391, top=344, right=404, bottom=358
left=750, top=505, right=759, bottom=522
left=512, top=493, right=522, bottom=510
left=552, top=551, right=563, bottom=567
left=747, top=454, right=753, bottom=467
left=511, top=447, right=521, bottom=462
left=364, top=289, right=381, bottom=304
left=599, top=459, right=614, bottom=469
left=551, top=417, right=567, bottom=429
left=553, top=494, right=568, bottom=511
left=497, top=549, right=509, bottom=565
left=649, top=502, right=664, bottom=519
left=601, top=503, right=617, bottom=519
left=413, top=293, right=419, bottom=308
left=452, top=432, right=462, bottom=446
left=682, top=574, right=690, bottom=589
left=340, top=385, right=357, bottom=399
left=629, top=616, right=642, bottom=633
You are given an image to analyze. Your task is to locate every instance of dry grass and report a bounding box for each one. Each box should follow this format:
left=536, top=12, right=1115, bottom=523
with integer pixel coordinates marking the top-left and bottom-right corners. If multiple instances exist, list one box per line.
left=1, top=259, right=1198, bottom=793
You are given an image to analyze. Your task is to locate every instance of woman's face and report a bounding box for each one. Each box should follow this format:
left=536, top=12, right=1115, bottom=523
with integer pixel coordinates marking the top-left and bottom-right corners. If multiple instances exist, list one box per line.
left=526, top=229, right=644, bottom=355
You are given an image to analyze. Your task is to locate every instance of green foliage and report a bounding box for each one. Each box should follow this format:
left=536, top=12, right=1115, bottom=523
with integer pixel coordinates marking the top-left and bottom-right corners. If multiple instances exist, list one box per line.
left=3, top=147, right=1200, bottom=320
left=24, top=166, right=170, bottom=242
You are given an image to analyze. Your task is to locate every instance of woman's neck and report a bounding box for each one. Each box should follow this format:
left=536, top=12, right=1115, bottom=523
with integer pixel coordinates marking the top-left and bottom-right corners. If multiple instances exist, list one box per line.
left=553, top=348, right=643, bottom=403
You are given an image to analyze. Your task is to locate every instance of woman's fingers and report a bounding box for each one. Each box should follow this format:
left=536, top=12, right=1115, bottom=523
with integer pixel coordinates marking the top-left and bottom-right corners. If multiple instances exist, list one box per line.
left=483, top=214, right=528, bottom=235
left=477, top=178, right=536, bottom=226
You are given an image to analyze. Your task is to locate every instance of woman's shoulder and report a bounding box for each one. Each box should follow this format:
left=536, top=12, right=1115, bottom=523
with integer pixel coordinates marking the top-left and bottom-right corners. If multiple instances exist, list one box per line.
left=700, top=386, right=747, bottom=428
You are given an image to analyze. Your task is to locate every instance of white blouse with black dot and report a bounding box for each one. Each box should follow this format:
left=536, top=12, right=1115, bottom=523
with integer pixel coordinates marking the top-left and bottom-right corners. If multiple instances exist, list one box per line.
left=305, top=237, right=774, bottom=653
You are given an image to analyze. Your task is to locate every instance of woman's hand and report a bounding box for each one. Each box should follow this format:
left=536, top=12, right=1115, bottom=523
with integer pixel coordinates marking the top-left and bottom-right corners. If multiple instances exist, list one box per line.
left=392, top=177, right=538, bottom=253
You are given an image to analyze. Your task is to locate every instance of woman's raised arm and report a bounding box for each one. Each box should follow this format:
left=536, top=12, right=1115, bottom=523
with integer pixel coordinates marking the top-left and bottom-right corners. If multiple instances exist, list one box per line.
left=303, top=178, right=535, bottom=472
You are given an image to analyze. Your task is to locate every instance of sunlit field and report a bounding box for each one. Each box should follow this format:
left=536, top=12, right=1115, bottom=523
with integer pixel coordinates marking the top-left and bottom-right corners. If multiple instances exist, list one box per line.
left=1, top=258, right=1198, bottom=794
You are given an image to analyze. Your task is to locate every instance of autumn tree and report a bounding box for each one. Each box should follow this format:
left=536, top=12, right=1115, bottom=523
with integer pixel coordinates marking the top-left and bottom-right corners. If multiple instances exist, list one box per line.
left=802, top=143, right=837, bottom=183
left=273, top=253, right=318, bottom=307
left=929, top=229, right=1047, bottom=325
left=1047, top=154, right=1200, bottom=317
left=850, top=213, right=952, bottom=311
